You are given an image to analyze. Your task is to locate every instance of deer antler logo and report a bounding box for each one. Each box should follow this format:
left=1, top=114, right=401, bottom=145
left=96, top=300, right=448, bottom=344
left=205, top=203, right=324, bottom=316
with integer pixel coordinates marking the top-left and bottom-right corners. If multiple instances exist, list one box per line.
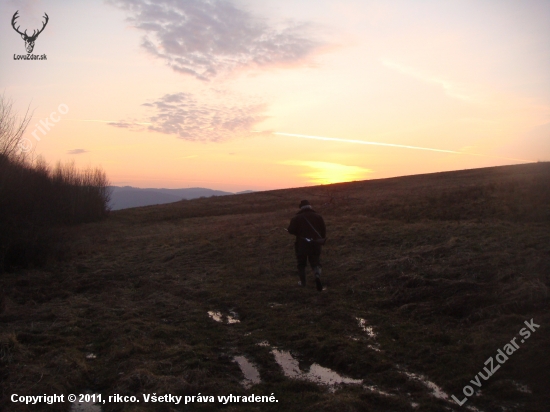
left=11, top=10, right=49, bottom=54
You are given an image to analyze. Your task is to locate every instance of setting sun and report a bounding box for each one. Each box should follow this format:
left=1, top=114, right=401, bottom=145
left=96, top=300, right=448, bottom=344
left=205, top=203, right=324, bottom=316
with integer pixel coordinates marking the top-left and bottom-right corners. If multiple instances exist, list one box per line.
left=1, top=0, right=547, bottom=192
left=282, top=160, right=372, bottom=185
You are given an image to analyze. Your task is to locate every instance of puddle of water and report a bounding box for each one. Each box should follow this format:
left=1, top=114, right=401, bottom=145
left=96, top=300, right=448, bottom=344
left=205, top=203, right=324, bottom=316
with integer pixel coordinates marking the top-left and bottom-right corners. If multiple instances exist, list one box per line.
left=271, top=349, right=362, bottom=388
left=403, top=371, right=449, bottom=401
left=272, top=349, right=302, bottom=379
left=227, top=315, right=240, bottom=324
left=356, top=318, right=376, bottom=338
left=306, top=364, right=362, bottom=386
left=227, top=310, right=241, bottom=324
left=207, top=311, right=223, bottom=323
left=364, top=385, right=393, bottom=397
left=208, top=310, right=241, bottom=324
left=234, top=356, right=261, bottom=388
left=348, top=336, right=381, bottom=352
left=401, top=368, right=485, bottom=411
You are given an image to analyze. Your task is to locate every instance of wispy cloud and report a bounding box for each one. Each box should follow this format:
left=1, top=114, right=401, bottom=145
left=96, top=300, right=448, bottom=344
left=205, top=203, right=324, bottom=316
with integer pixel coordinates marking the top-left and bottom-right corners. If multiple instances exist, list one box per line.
left=110, top=92, right=267, bottom=142
left=276, top=132, right=460, bottom=153
left=67, top=148, right=89, bottom=155
left=380, top=58, right=472, bottom=101
left=107, top=0, right=323, bottom=80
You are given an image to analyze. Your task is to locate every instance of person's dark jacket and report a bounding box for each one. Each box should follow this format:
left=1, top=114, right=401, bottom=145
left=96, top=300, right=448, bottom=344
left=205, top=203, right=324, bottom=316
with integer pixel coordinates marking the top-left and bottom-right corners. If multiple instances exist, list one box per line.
left=288, top=208, right=326, bottom=253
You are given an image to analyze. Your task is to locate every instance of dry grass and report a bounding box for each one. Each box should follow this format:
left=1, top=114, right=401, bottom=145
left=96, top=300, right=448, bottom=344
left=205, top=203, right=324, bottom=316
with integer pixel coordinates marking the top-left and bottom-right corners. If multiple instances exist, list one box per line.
left=1, top=162, right=549, bottom=411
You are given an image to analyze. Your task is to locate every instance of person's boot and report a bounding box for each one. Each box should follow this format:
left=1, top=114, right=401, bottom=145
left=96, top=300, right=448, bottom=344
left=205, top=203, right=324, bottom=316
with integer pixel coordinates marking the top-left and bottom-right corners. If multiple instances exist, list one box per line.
left=314, top=267, right=323, bottom=291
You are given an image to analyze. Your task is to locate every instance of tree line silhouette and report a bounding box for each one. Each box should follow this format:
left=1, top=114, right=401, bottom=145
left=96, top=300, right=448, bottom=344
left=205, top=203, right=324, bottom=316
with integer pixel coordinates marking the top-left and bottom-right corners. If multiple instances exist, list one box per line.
left=0, top=95, right=110, bottom=272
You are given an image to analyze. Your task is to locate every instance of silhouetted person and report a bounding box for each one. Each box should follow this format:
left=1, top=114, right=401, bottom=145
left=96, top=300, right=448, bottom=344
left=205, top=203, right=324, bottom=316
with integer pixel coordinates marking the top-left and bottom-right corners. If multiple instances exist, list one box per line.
left=287, top=200, right=326, bottom=291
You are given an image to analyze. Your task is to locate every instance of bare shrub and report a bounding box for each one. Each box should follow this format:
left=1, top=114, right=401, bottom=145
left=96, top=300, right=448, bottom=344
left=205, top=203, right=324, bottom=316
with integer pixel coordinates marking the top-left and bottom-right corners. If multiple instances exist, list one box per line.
left=0, top=97, right=111, bottom=272
left=0, top=94, right=32, bottom=162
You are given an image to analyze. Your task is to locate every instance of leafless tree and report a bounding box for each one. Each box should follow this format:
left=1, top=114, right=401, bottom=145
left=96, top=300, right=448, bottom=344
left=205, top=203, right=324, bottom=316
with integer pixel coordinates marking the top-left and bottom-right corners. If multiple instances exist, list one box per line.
left=0, top=94, right=33, bottom=162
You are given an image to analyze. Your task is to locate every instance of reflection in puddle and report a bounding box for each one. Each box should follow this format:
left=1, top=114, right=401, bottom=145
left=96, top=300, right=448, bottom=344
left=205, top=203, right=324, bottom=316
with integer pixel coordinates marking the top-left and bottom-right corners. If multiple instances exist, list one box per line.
left=349, top=337, right=381, bottom=352
left=207, top=311, right=223, bottom=323
left=228, top=310, right=241, bottom=324
left=272, top=350, right=302, bottom=379
left=356, top=318, right=381, bottom=351
left=307, top=364, right=363, bottom=386
left=403, top=372, right=449, bottom=401
left=356, top=318, right=376, bottom=338
left=402, top=369, right=485, bottom=411
left=207, top=311, right=240, bottom=324
left=367, top=344, right=381, bottom=352
left=364, top=385, right=393, bottom=397
left=272, top=349, right=362, bottom=388
left=234, top=356, right=261, bottom=388
left=227, top=315, right=240, bottom=324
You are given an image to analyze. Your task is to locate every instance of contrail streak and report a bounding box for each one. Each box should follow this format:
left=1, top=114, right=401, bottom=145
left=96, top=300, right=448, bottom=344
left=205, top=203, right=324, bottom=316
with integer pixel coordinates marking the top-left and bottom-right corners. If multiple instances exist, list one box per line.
left=273, top=132, right=535, bottom=163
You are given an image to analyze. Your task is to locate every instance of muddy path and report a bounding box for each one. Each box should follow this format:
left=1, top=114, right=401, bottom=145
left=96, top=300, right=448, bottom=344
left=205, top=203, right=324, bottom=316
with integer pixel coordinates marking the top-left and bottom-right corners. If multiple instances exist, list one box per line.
left=2, top=163, right=549, bottom=411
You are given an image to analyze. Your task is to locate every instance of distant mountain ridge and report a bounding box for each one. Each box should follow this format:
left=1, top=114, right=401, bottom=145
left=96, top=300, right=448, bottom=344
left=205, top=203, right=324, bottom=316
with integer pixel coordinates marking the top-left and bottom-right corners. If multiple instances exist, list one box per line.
left=108, top=186, right=253, bottom=210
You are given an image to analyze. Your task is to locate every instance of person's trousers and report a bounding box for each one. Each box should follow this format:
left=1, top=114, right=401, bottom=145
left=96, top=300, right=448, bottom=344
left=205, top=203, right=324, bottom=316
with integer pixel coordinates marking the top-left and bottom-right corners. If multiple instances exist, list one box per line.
left=295, top=241, right=322, bottom=274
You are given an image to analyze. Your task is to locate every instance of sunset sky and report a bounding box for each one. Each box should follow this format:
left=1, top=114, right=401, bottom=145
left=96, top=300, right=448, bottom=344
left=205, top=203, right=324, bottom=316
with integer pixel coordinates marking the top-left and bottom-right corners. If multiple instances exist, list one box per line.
left=1, top=0, right=549, bottom=191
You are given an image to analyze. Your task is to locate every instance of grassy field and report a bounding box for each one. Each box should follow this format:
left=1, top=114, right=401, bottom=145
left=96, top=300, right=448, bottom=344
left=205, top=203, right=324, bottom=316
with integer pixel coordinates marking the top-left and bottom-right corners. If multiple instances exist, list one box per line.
left=1, top=163, right=549, bottom=412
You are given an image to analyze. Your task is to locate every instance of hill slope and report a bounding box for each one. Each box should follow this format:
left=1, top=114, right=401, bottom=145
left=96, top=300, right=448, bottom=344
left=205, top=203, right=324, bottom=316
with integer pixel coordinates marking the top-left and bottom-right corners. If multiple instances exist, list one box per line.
left=1, top=163, right=549, bottom=411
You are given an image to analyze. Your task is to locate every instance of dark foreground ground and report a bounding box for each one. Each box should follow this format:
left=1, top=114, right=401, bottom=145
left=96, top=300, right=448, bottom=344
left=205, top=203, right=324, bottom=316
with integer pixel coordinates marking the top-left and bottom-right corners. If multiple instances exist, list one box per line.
left=1, top=163, right=549, bottom=411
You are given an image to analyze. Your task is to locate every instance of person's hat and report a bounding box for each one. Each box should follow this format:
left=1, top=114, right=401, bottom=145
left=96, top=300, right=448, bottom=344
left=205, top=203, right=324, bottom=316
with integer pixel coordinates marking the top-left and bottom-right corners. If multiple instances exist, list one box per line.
left=299, top=200, right=310, bottom=208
